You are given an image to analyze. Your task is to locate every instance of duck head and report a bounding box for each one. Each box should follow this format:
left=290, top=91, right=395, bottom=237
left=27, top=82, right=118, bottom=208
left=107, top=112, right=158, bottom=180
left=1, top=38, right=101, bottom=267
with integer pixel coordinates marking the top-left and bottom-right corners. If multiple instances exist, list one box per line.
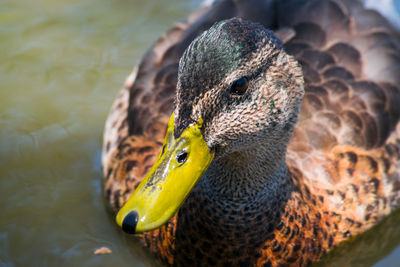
left=116, top=18, right=304, bottom=234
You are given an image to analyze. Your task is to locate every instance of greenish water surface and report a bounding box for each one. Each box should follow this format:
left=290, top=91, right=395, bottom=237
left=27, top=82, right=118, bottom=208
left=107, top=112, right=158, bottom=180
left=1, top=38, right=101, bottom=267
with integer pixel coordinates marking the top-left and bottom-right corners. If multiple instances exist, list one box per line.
left=1, top=0, right=400, bottom=266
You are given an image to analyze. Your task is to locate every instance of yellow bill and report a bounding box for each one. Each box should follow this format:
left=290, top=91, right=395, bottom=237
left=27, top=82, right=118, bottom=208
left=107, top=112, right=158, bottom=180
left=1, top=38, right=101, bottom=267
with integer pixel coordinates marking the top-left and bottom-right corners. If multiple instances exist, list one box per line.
left=116, top=113, right=214, bottom=233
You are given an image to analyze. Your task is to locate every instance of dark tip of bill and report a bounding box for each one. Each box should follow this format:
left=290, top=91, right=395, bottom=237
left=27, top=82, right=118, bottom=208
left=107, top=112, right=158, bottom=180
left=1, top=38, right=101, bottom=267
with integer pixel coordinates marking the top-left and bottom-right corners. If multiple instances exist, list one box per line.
left=122, top=211, right=139, bottom=234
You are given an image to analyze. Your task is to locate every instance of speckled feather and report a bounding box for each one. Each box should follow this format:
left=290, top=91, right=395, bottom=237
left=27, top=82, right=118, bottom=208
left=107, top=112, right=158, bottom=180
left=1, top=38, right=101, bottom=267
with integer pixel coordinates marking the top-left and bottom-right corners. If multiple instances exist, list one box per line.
left=102, top=0, right=400, bottom=266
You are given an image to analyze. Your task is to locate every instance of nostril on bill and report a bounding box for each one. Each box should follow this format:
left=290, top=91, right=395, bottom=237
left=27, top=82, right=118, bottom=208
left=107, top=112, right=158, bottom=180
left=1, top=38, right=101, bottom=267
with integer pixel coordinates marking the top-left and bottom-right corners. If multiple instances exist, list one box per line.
left=177, top=151, right=188, bottom=164
left=122, top=211, right=139, bottom=234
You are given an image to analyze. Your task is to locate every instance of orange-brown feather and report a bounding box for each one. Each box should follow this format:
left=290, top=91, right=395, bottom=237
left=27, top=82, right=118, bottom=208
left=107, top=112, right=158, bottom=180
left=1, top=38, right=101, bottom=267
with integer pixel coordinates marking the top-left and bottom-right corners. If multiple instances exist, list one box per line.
left=102, top=0, right=400, bottom=265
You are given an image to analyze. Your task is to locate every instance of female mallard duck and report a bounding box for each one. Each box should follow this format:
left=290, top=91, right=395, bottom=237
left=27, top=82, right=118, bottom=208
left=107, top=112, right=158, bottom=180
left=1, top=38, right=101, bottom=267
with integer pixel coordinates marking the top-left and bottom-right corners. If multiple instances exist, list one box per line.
left=102, top=0, right=400, bottom=265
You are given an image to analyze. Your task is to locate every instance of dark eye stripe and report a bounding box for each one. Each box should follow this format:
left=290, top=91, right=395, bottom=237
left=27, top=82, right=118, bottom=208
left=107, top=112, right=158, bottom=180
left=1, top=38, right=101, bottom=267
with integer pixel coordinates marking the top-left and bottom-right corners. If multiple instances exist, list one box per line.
left=230, top=76, right=248, bottom=95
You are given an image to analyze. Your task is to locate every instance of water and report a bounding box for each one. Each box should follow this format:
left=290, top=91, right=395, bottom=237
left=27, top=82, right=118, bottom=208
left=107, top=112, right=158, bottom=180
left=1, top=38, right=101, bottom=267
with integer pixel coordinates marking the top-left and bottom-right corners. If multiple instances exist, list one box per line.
left=0, top=0, right=400, bottom=266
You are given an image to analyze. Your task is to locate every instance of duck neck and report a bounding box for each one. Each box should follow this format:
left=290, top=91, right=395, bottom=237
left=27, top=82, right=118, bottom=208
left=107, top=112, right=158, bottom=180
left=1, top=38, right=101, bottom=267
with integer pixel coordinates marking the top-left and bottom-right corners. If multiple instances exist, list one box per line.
left=174, top=142, right=309, bottom=264
left=200, top=142, right=293, bottom=201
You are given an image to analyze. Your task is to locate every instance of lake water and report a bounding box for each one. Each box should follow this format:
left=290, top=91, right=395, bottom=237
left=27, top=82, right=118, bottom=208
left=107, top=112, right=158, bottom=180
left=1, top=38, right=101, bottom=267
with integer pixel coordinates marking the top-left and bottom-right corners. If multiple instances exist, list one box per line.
left=1, top=0, right=400, bottom=266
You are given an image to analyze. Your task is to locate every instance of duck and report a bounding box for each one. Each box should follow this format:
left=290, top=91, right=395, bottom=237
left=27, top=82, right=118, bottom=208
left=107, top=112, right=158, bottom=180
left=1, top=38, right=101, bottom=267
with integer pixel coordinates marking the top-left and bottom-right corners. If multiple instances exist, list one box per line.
left=101, top=0, right=400, bottom=266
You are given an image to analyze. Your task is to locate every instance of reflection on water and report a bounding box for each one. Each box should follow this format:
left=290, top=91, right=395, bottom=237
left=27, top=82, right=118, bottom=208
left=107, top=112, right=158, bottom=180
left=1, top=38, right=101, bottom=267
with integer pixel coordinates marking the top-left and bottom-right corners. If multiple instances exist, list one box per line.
left=0, top=0, right=193, bottom=265
left=317, top=209, right=400, bottom=267
left=0, top=0, right=399, bottom=266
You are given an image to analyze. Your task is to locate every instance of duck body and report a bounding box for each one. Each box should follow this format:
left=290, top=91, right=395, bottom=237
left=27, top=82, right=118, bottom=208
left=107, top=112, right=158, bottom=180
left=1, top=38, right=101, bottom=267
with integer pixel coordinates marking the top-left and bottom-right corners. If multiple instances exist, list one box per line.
left=102, top=0, right=400, bottom=266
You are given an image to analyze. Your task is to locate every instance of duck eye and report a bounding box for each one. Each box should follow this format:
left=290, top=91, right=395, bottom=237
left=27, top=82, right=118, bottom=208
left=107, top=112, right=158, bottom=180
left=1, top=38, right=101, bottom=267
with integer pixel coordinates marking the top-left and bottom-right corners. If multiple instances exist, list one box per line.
left=230, top=76, right=248, bottom=95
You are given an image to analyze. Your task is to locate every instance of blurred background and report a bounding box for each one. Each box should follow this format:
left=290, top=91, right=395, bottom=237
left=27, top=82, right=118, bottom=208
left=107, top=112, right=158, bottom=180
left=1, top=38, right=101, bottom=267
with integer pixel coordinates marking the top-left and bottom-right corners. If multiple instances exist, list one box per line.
left=1, top=0, right=400, bottom=266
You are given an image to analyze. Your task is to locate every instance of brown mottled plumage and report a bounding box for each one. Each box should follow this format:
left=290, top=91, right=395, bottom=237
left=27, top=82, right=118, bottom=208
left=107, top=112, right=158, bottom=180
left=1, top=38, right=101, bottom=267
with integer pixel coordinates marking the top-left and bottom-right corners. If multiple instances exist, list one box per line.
left=102, top=0, right=400, bottom=266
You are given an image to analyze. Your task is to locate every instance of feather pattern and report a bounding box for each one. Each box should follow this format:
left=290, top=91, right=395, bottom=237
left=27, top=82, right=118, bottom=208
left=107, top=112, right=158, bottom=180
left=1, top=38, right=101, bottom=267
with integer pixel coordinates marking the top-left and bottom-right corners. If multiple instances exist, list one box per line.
left=102, top=0, right=400, bottom=265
